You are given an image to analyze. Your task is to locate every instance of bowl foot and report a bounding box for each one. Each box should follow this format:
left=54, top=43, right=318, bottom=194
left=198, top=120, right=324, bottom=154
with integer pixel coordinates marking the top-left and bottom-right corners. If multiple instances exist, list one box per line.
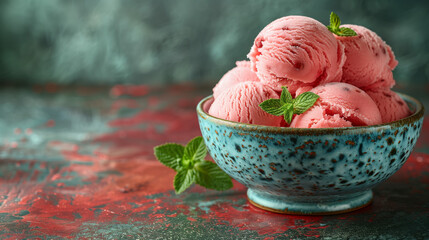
left=247, top=188, right=373, bottom=215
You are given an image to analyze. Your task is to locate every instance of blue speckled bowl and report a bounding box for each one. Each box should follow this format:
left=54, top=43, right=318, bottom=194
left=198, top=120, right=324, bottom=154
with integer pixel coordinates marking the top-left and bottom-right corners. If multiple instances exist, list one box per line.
left=197, top=93, right=424, bottom=215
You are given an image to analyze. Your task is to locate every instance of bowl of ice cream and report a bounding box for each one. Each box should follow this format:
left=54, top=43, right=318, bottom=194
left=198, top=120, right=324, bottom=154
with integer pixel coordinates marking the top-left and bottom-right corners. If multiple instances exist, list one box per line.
left=195, top=13, right=425, bottom=214
left=197, top=93, right=424, bottom=215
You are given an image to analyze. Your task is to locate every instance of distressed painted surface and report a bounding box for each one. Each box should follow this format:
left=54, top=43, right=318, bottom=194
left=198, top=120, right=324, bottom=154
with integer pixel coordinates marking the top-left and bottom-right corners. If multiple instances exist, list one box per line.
left=0, top=84, right=428, bottom=239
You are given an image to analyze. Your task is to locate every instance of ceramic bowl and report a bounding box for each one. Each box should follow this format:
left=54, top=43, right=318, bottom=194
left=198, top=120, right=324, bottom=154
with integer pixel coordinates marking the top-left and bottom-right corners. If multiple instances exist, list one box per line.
left=197, top=93, right=424, bottom=215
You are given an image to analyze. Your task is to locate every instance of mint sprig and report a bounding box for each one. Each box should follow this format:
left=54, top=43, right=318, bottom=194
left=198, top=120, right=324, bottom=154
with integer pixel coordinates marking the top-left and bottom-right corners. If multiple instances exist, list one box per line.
left=259, top=87, right=319, bottom=124
left=154, top=136, right=233, bottom=194
left=326, top=12, right=357, bottom=37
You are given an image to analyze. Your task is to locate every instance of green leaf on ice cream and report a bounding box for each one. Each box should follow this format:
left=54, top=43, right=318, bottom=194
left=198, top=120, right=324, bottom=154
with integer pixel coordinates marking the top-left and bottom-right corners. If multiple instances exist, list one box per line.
left=327, top=12, right=357, bottom=37
left=338, top=27, right=357, bottom=36
left=284, top=104, right=294, bottom=124
left=259, top=87, right=319, bottom=124
left=293, top=92, right=320, bottom=115
left=259, top=99, right=286, bottom=116
left=154, top=136, right=233, bottom=194
left=280, top=86, right=293, bottom=104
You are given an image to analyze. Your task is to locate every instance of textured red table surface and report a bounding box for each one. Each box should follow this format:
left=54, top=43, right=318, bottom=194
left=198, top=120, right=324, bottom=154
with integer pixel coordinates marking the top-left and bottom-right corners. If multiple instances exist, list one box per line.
left=0, top=84, right=428, bottom=239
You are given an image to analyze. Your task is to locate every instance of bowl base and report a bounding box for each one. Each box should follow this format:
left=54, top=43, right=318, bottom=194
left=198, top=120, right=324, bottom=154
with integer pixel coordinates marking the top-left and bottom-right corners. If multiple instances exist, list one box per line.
left=247, top=188, right=373, bottom=215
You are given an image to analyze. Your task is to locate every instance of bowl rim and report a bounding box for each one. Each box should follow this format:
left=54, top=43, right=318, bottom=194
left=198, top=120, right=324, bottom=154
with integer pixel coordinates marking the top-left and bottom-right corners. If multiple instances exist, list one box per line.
left=196, top=92, right=425, bottom=135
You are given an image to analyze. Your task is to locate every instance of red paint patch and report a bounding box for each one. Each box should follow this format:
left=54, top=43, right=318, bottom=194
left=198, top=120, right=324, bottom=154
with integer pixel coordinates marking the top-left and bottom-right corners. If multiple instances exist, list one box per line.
left=45, top=83, right=60, bottom=93
left=110, top=85, right=149, bottom=97
left=391, top=152, right=429, bottom=180
left=47, top=141, right=79, bottom=152
left=46, top=120, right=56, bottom=127
left=200, top=202, right=327, bottom=236
left=148, top=97, right=160, bottom=107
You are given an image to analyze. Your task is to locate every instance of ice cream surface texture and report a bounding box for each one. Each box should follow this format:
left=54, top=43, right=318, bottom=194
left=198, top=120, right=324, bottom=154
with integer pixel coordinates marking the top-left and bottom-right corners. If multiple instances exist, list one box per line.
left=208, top=14, right=410, bottom=128
left=247, top=16, right=346, bottom=96
left=213, top=61, right=259, bottom=99
left=366, top=88, right=411, bottom=123
left=290, top=83, right=382, bottom=128
left=209, top=82, right=282, bottom=126
left=335, top=24, right=398, bottom=90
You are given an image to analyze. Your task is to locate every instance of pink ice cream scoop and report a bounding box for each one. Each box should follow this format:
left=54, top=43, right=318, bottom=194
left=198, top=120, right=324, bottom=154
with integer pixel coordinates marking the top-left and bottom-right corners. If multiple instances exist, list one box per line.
left=209, top=81, right=282, bottom=126
left=291, top=83, right=382, bottom=128
left=366, top=88, right=411, bottom=123
left=213, top=61, right=259, bottom=99
left=247, top=16, right=346, bottom=96
left=335, top=25, right=398, bottom=90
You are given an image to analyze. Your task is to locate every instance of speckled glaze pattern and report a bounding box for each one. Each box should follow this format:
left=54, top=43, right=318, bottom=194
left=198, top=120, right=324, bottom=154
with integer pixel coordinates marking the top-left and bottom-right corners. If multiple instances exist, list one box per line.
left=197, top=93, right=424, bottom=214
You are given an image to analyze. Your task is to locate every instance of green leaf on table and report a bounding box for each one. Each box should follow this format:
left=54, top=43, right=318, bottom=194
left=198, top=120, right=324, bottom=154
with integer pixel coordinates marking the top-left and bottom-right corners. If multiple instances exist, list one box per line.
left=326, top=12, right=357, bottom=37
left=154, top=137, right=233, bottom=194
left=154, top=143, right=184, bottom=170
left=184, top=136, right=207, bottom=163
left=174, top=168, right=196, bottom=194
left=195, top=161, right=233, bottom=191
left=293, top=92, right=320, bottom=115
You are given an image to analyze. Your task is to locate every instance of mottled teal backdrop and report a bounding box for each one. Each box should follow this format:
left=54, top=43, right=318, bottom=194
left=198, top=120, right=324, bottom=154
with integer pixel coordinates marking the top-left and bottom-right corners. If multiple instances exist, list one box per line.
left=0, top=0, right=428, bottom=86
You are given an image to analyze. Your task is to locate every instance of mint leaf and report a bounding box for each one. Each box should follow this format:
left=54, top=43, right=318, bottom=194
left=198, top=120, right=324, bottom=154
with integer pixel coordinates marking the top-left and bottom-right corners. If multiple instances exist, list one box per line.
left=338, top=27, right=357, bottom=37
left=259, top=86, right=319, bottom=124
left=330, top=12, right=341, bottom=30
left=326, top=12, right=357, bottom=37
left=293, top=92, right=319, bottom=114
left=174, top=168, right=196, bottom=194
left=154, top=143, right=184, bottom=170
left=154, top=137, right=233, bottom=194
left=195, top=161, right=233, bottom=191
left=280, top=86, right=292, bottom=104
left=184, top=136, right=207, bottom=163
left=259, top=99, right=284, bottom=116
left=284, top=105, right=294, bottom=124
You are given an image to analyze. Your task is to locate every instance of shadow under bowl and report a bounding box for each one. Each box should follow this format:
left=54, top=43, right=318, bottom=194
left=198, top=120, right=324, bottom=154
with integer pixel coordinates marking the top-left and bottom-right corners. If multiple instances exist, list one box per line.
left=196, top=93, right=424, bottom=215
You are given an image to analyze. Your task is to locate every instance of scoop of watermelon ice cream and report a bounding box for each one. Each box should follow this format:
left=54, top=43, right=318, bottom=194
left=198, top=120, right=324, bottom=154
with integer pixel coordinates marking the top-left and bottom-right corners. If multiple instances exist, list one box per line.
left=335, top=25, right=398, bottom=90
left=291, top=83, right=382, bottom=128
left=209, top=81, right=283, bottom=126
left=213, top=61, right=259, bottom=99
left=366, top=88, right=411, bottom=123
left=247, top=16, right=346, bottom=96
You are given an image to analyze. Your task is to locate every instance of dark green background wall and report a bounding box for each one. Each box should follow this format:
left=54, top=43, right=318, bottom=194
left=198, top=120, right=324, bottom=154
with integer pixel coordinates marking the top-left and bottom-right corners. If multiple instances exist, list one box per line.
left=1, top=0, right=428, bottom=86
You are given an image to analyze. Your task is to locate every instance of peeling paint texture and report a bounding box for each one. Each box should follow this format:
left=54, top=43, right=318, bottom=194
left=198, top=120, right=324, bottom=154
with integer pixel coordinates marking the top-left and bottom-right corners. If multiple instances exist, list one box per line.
left=0, top=84, right=428, bottom=239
